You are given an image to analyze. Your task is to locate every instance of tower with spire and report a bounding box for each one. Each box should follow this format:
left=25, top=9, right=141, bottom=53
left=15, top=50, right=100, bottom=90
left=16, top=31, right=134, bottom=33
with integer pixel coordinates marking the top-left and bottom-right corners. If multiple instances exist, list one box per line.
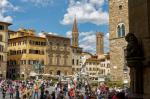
left=72, top=17, right=79, bottom=47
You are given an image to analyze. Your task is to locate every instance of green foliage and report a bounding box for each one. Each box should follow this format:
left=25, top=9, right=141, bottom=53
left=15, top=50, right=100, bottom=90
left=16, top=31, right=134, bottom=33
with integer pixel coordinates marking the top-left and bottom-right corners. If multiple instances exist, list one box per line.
left=106, top=81, right=124, bottom=88
left=91, top=81, right=98, bottom=87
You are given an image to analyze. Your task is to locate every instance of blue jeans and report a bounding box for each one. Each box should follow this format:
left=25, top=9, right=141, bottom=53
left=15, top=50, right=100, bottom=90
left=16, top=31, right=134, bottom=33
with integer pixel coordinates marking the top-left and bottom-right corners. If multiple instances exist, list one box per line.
left=34, top=92, right=38, bottom=99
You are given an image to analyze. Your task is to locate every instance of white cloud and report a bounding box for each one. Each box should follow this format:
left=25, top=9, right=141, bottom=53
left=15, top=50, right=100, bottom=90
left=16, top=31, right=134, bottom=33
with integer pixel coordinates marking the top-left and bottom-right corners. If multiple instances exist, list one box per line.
left=61, top=0, right=108, bottom=25
left=47, top=32, right=58, bottom=35
left=38, top=31, right=58, bottom=36
left=79, top=32, right=96, bottom=53
left=0, top=0, right=19, bottom=23
left=66, top=31, right=72, bottom=38
left=104, top=32, right=109, bottom=52
left=66, top=31, right=109, bottom=53
left=21, top=0, right=53, bottom=6
left=0, top=15, right=12, bottom=22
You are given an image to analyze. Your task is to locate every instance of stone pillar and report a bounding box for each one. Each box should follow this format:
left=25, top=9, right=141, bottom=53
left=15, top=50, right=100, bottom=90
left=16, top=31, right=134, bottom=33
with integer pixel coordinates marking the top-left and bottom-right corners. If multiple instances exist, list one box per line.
left=128, top=61, right=143, bottom=95
left=125, top=33, right=144, bottom=98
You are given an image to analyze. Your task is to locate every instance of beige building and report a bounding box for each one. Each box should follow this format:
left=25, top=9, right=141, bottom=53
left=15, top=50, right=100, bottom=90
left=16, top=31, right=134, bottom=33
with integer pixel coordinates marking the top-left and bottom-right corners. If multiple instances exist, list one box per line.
left=85, top=55, right=110, bottom=76
left=0, top=22, right=11, bottom=79
left=71, top=46, right=82, bottom=74
left=45, top=33, right=72, bottom=76
left=109, top=0, right=130, bottom=83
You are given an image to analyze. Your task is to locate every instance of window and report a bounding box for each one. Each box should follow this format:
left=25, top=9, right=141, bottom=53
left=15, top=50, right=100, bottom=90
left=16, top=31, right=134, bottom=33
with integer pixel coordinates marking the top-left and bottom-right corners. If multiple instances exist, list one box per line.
left=89, top=68, right=91, bottom=71
left=76, top=60, right=79, bottom=65
left=117, top=23, right=126, bottom=37
left=0, top=55, right=3, bottom=61
left=13, top=42, right=16, bottom=46
left=72, top=59, right=74, bottom=65
left=0, top=25, right=4, bottom=30
left=22, top=49, right=26, bottom=54
left=29, top=49, right=33, bottom=53
left=119, top=5, right=122, bottom=10
left=28, top=60, right=33, bottom=65
left=0, top=35, right=2, bottom=41
left=122, top=24, right=125, bottom=37
left=0, top=45, right=3, bottom=52
left=117, top=26, right=121, bottom=37
left=41, top=50, right=44, bottom=55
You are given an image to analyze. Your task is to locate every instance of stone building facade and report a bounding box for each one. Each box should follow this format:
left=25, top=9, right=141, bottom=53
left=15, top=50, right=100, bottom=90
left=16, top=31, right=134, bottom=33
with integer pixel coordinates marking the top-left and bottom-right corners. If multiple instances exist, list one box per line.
left=71, top=46, right=82, bottom=74
left=45, top=34, right=72, bottom=76
left=0, top=22, right=11, bottom=79
left=109, top=0, right=130, bottom=83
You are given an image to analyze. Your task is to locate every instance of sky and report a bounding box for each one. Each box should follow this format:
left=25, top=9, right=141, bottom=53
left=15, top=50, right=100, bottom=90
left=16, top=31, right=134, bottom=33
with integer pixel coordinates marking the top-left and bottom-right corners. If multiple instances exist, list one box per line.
left=0, top=0, right=109, bottom=54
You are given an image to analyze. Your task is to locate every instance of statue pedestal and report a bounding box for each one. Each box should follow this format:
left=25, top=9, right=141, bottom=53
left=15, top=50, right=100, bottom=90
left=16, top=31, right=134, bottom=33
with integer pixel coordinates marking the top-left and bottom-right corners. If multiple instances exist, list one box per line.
left=127, top=94, right=143, bottom=99
left=127, top=57, right=144, bottom=98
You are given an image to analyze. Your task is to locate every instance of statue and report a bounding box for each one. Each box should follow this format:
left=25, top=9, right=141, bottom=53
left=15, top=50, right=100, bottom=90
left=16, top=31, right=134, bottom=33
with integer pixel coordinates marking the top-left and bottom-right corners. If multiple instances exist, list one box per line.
left=33, top=62, right=43, bottom=74
left=125, top=33, right=143, bottom=59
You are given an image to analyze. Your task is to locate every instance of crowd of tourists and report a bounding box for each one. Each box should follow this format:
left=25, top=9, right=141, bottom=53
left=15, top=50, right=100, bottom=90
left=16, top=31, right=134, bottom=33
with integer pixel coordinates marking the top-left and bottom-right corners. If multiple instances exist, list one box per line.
left=0, top=79, right=129, bottom=99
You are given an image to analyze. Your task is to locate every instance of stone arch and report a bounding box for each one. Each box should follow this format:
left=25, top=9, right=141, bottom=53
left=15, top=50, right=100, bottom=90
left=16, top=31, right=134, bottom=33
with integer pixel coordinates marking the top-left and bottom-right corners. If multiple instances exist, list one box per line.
left=57, top=70, right=61, bottom=75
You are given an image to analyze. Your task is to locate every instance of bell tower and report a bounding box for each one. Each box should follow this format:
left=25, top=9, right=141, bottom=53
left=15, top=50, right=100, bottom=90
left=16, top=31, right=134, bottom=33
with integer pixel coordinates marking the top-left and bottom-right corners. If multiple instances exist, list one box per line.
left=96, top=32, right=104, bottom=55
left=72, top=18, right=79, bottom=47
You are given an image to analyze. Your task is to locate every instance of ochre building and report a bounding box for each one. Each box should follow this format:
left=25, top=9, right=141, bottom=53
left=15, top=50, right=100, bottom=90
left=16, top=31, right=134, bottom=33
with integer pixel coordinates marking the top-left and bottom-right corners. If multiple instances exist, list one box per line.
left=7, top=28, right=46, bottom=79
left=0, top=22, right=11, bottom=79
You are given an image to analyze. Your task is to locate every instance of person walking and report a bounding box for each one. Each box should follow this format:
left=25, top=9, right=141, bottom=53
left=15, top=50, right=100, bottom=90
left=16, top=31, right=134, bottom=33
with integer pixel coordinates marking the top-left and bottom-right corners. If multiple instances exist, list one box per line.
left=34, top=84, right=39, bottom=99
left=9, top=85, right=14, bottom=99
left=44, top=90, right=51, bottom=99
left=15, top=85, right=20, bottom=99
left=40, top=83, right=45, bottom=99
left=51, top=91, right=55, bottom=99
left=2, top=85, right=7, bottom=99
left=69, top=88, right=74, bottom=99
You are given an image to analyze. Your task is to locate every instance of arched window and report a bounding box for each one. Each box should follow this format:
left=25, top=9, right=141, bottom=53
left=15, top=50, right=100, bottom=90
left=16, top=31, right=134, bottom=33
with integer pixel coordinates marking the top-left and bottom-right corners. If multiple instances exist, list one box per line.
left=0, top=55, right=3, bottom=61
left=122, top=24, right=125, bottom=37
left=117, top=26, right=121, bottom=37
left=117, top=23, right=126, bottom=37
left=0, top=35, right=2, bottom=41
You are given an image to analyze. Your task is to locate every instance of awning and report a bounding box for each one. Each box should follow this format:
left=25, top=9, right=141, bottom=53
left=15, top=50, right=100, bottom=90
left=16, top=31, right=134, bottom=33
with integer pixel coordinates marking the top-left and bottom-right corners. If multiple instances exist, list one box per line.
left=29, top=71, right=37, bottom=76
left=42, top=74, right=50, bottom=76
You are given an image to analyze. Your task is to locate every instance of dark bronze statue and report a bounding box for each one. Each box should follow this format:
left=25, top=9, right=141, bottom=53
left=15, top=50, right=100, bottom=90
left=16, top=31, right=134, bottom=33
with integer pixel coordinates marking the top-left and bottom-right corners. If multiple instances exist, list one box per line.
left=125, top=33, right=143, bottom=59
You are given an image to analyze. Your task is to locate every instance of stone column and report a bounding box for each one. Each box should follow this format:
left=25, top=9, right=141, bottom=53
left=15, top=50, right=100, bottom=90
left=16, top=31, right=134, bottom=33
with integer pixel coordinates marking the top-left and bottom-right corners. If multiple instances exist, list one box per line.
left=128, top=60, right=143, bottom=96
left=125, top=33, right=144, bottom=98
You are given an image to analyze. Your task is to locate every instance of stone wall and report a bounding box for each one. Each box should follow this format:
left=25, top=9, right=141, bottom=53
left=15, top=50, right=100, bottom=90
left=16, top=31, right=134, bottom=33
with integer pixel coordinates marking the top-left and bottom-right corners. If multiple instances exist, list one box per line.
left=110, top=38, right=128, bottom=81
left=109, top=0, right=129, bottom=82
